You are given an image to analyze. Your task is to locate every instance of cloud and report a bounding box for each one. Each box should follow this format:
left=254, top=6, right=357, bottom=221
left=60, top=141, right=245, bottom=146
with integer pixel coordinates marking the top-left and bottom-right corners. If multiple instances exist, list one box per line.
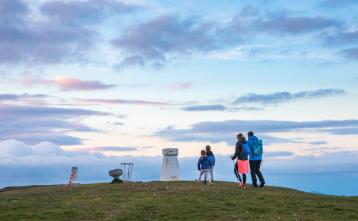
left=155, top=119, right=358, bottom=144
left=182, top=104, right=263, bottom=112
left=0, top=140, right=65, bottom=157
left=112, top=15, right=220, bottom=68
left=255, top=15, right=341, bottom=34
left=116, top=55, right=146, bottom=69
left=75, top=98, right=171, bottom=106
left=0, top=0, right=140, bottom=65
left=0, top=103, right=108, bottom=145
left=326, top=127, right=358, bottom=135
left=0, top=2, right=343, bottom=67
left=22, top=76, right=116, bottom=91
left=89, top=146, right=138, bottom=152
left=0, top=93, right=48, bottom=102
left=264, top=151, right=294, bottom=158
left=318, top=0, right=358, bottom=8
left=39, top=0, right=139, bottom=26
left=111, top=7, right=342, bottom=68
left=112, top=122, right=125, bottom=126
left=183, top=105, right=226, bottom=111
left=233, top=88, right=346, bottom=105
left=319, top=30, right=358, bottom=61
left=165, top=83, right=191, bottom=90
left=228, top=6, right=341, bottom=35
left=309, top=141, right=328, bottom=145
left=341, top=47, right=358, bottom=61
left=230, top=107, right=264, bottom=111
left=320, top=30, right=358, bottom=46
left=0, top=103, right=106, bottom=118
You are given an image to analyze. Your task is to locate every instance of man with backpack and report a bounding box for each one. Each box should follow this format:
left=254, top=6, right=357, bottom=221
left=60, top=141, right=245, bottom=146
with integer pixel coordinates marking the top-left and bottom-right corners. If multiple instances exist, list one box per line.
left=247, top=131, right=265, bottom=187
left=206, top=145, right=215, bottom=182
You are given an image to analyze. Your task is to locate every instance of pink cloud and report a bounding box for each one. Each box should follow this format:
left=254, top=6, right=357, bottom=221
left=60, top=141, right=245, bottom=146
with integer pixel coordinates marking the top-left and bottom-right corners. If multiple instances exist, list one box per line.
left=22, top=76, right=115, bottom=91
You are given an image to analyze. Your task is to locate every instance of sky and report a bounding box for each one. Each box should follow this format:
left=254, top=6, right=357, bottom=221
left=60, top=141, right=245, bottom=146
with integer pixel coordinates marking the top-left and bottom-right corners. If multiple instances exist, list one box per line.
left=0, top=0, right=358, bottom=196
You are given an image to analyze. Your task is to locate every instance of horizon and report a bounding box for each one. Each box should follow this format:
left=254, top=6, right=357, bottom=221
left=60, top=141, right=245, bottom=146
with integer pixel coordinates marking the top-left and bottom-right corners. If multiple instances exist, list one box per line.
left=0, top=0, right=357, bottom=196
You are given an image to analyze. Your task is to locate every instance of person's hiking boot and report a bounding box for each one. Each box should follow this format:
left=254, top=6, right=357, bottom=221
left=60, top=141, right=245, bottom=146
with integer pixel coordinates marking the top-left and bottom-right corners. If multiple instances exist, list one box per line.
left=252, top=184, right=258, bottom=188
left=259, top=182, right=265, bottom=188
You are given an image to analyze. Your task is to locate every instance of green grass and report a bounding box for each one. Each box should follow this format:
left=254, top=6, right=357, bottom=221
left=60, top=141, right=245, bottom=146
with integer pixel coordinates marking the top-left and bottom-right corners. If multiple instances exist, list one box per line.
left=0, top=181, right=357, bottom=221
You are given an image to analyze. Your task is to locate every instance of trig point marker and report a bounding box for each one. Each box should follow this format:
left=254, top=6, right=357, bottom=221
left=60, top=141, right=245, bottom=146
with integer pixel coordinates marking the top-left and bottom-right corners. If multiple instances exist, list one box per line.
left=160, top=148, right=180, bottom=181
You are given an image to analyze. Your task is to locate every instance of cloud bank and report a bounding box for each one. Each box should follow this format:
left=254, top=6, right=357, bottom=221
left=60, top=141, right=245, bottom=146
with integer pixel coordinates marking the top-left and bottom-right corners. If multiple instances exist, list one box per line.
left=112, top=7, right=342, bottom=68
left=156, top=119, right=358, bottom=144
left=233, top=88, right=346, bottom=105
left=0, top=0, right=140, bottom=64
left=0, top=103, right=107, bottom=145
left=183, top=105, right=226, bottom=111
left=0, top=1, right=353, bottom=67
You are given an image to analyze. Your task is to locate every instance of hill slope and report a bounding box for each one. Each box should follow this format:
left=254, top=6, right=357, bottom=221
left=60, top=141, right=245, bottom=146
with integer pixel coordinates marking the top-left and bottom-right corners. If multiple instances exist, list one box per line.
left=0, top=181, right=357, bottom=221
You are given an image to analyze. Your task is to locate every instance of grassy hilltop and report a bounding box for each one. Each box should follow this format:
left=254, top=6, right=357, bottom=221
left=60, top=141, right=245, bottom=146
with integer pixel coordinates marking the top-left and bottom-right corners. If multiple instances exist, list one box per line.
left=0, top=181, right=357, bottom=221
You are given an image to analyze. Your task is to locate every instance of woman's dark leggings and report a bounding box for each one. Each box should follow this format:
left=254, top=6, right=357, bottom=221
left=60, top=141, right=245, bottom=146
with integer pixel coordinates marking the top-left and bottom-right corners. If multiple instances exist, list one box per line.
left=234, top=161, right=247, bottom=184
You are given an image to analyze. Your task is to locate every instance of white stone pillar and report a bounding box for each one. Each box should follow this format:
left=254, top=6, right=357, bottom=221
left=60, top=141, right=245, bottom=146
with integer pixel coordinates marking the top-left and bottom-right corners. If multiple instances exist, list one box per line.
left=160, top=148, right=180, bottom=181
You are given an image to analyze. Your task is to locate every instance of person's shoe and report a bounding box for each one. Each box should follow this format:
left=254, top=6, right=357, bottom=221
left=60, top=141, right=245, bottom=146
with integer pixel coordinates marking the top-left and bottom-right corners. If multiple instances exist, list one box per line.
left=240, top=182, right=245, bottom=189
left=242, top=184, right=246, bottom=189
left=259, top=182, right=265, bottom=188
left=252, top=184, right=258, bottom=187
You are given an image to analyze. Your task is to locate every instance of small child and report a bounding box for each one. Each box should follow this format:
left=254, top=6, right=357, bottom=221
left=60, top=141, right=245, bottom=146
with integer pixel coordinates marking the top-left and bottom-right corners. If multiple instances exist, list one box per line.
left=197, top=150, right=211, bottom=184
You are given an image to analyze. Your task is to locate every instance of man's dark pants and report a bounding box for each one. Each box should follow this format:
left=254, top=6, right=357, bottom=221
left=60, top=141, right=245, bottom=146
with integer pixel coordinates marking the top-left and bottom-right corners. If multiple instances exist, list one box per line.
left=249, top=160, right=265, bottom=186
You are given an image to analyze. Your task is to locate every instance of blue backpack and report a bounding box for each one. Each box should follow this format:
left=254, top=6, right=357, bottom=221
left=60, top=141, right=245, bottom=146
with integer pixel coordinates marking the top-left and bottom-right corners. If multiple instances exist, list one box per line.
left=252, top=139, right=263, bottom=156
left=242, top=143, right=250, bottom=158
left=207, top=155, right=215, bottom=166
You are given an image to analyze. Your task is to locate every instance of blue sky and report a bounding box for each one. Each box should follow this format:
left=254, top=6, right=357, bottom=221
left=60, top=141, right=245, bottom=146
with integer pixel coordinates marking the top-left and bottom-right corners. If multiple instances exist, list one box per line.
left=0, top=0, right=358, bottom=195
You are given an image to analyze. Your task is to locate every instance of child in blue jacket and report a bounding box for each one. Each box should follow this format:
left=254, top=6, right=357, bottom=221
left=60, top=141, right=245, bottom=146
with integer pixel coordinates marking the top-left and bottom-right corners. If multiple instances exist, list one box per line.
left=197, top=150, right=211, bottom=184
